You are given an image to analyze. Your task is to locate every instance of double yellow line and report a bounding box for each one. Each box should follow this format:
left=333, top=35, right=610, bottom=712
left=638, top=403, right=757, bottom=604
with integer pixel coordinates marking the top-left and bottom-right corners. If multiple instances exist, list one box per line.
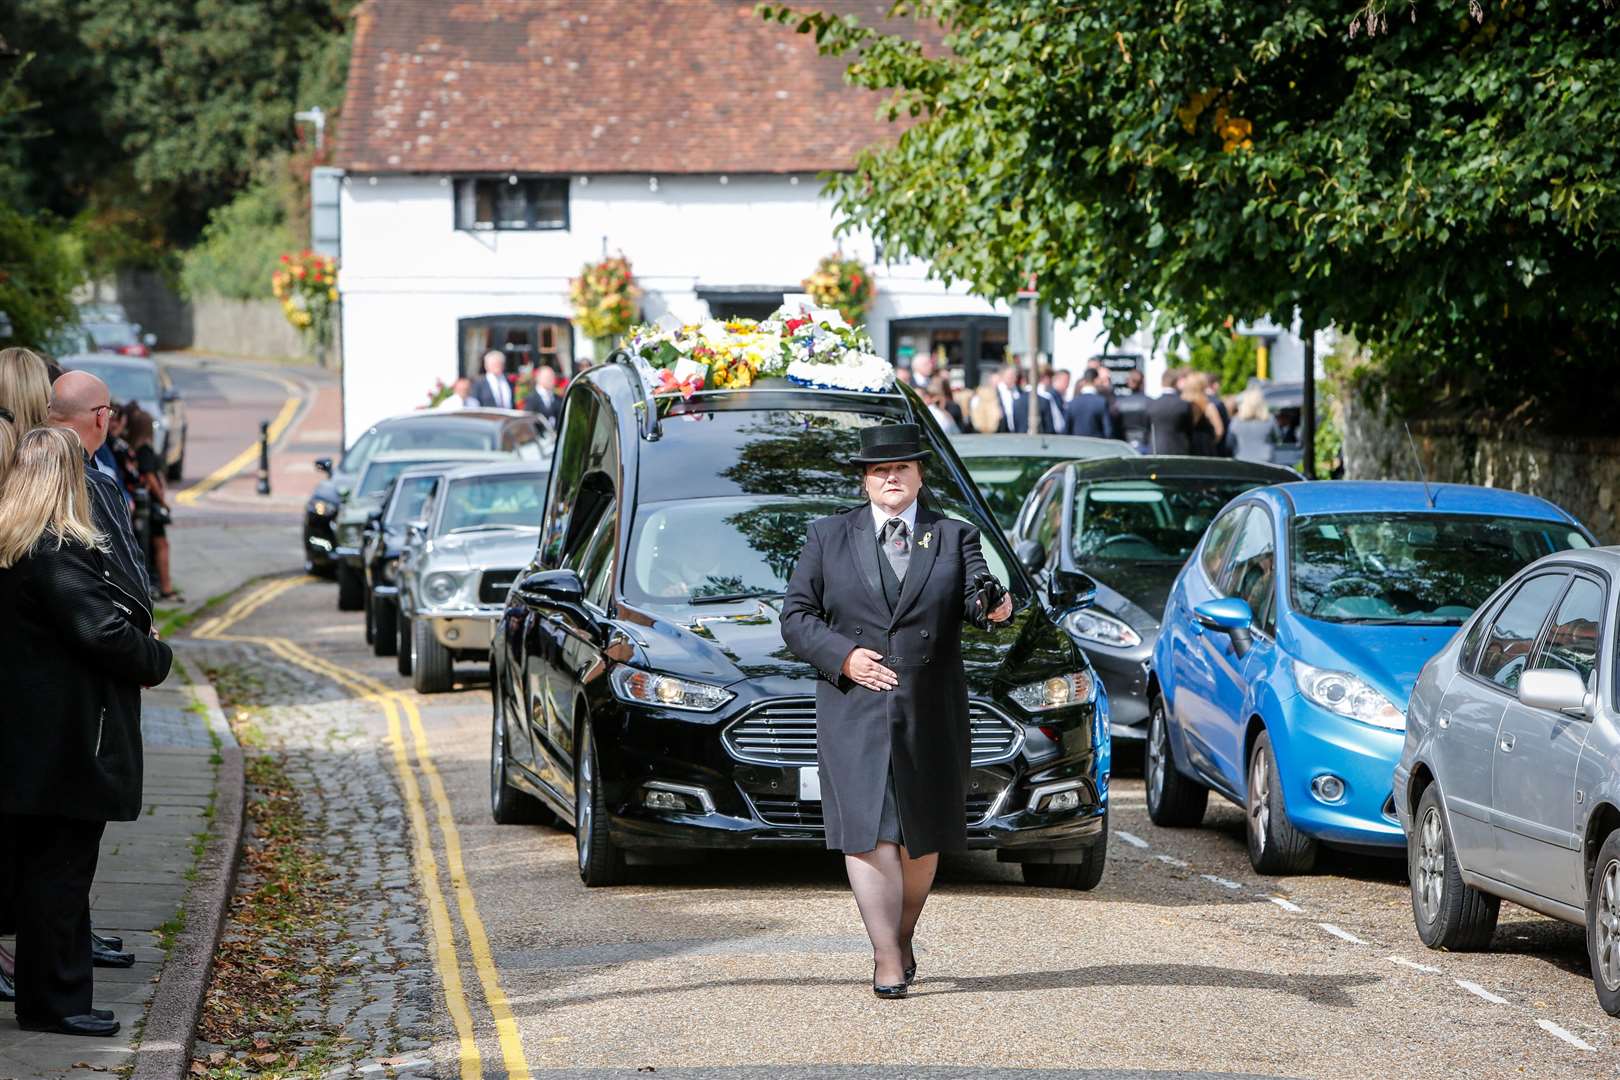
left=175, top=369, right=305, bottom=507
left=194, top=576, right=531, bottom=1080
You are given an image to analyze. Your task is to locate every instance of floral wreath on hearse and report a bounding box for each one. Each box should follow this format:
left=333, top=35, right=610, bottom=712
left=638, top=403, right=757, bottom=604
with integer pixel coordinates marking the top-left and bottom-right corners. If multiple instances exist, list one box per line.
left=622, top=303, right=895, bottom=400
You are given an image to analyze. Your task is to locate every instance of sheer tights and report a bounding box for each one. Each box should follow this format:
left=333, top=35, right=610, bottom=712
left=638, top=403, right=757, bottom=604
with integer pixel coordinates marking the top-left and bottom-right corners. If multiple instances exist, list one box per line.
left=844, top=843, right=939, bottom=986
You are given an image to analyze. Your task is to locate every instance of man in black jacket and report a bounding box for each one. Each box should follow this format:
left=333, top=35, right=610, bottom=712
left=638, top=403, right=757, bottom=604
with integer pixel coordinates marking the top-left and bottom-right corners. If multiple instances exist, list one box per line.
left=49, top=372, right=150, bottom=596
left=522, top=364, right=564, bottom=428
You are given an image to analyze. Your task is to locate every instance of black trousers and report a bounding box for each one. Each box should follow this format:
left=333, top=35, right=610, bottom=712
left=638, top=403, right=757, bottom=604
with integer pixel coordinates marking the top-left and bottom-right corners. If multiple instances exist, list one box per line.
left=0, top=822, right=15, bottom=935
left=6, top=814, right=105, bottom=1020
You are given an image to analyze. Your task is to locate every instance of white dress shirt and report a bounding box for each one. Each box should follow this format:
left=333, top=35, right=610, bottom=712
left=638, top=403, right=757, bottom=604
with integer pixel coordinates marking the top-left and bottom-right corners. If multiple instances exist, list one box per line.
left=437, top=393, right=468, bottom=411
left=870, top=498, right=920, bottom=538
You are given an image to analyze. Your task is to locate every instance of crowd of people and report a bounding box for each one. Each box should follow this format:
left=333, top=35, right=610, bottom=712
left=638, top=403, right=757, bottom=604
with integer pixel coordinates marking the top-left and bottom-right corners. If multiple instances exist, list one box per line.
left=0, top=345, right=172, bottom=1037
left=905, top=353, right=1291, bottom=463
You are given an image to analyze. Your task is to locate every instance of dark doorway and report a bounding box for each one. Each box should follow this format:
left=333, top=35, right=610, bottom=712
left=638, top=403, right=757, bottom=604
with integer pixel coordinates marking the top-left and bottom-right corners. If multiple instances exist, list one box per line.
left=696, top=286, right=793, bottom=323
left=459, top=315, right=575, bottom=377
left=888, top=315, right=1009, bottom=388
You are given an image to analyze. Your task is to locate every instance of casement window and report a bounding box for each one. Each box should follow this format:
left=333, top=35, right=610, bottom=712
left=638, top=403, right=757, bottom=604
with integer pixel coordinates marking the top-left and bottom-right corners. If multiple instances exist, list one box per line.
left=453, top=176, right=569, bottom=231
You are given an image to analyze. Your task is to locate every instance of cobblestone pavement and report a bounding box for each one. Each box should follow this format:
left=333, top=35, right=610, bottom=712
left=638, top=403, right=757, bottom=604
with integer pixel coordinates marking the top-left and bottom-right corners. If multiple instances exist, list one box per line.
left=190, top=640, right=448, bottom=1079
left=181, top=573, right=1619, bottom=1080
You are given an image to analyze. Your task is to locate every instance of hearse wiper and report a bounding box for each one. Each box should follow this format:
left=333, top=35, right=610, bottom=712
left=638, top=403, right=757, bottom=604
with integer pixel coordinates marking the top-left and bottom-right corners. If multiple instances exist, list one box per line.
left=688, top=590, right=785, bottom=605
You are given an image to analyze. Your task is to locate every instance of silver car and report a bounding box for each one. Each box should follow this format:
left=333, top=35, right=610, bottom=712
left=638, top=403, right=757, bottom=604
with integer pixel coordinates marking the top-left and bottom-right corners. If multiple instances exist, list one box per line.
left=397, top=462, right=549, bottom=694
left=1395, top=546, right=1620, bottom=1015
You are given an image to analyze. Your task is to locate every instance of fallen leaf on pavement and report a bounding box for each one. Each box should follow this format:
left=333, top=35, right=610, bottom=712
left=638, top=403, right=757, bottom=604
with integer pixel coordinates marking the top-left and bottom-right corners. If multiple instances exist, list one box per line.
left=71, top=1064, right=109, bottom=1072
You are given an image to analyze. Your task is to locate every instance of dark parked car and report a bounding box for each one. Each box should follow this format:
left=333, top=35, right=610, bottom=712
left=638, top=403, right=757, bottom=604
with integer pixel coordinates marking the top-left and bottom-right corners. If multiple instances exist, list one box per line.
left=949, top=432, right=1135, bottom=531
left=361, top=463, right=458, bottom=657
left=1009, top=456, right=1297, bottom=739
left=490, top=359, right=1111, bottom=889
left=83, top=319, right=157, bottom=358
left=305, top=409, right=551, bottom=577
left=59, top=353, right=187, bottom=480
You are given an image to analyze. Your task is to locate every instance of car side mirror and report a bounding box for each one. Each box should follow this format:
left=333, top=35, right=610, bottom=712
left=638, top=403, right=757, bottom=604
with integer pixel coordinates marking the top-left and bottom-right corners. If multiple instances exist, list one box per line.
left=1050, top=567, right=1097, bottom=610
left=1517, top=669, right=1593, bottom=718
left=1014, top=539, right=1045, bottom=574
left=143, top=332, right=158, bottom=348
left=516, top=568, right=600, bottom=634
left=315, top=457, right=333, bottom=476
left=1193, top=597, right=1254, bottom=657
left=161, top=387, right=181, bottom=403
left=405, top=521, right=427, bottom=543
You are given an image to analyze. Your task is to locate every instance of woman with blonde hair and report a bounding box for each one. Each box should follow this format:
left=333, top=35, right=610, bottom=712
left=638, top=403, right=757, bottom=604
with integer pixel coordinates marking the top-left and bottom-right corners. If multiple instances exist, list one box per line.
left=1180, top=370, right=1226, bottom=457
left=1229, top=385, right=1281, bottom=463
left=0, top=426, right=171, bottom=1037
left=0, top=347, right=51, bottom=432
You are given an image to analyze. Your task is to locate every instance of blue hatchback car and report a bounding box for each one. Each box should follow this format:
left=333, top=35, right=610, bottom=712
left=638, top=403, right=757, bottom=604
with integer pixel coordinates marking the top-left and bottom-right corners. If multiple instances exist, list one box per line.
left=1146, top=481, right=1593, bottom=873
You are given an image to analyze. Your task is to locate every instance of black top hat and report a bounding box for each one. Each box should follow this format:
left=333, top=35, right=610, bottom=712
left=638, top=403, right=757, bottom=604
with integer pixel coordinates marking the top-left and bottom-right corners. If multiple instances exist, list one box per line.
left=850, top=422, right=932, bottom=465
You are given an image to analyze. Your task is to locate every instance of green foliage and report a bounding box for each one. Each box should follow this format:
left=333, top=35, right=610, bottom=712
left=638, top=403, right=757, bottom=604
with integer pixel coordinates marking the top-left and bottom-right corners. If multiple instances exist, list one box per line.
left=182, top=169, right=300, bottom=301
left=0, top=206, right=80, bottom=348
left=1185, top=333, right=1260, bottom=396
left=762, top=1, right=1620, bottom=426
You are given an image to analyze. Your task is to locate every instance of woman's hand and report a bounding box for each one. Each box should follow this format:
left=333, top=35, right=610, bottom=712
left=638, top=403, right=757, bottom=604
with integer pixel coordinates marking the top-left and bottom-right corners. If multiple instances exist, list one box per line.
left=988, top=596, right=1013, bottom=624
left=842, top=647, right=898, bottom=692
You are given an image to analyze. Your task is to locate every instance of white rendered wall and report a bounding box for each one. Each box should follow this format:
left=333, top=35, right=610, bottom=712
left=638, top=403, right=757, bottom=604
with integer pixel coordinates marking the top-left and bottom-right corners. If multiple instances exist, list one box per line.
left=337, top=172, right=1310, bottom=439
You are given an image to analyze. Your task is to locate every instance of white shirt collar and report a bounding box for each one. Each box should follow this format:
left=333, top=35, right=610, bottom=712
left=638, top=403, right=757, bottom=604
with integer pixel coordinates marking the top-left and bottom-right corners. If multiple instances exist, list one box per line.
left=870, top=498, right=919, bottom=535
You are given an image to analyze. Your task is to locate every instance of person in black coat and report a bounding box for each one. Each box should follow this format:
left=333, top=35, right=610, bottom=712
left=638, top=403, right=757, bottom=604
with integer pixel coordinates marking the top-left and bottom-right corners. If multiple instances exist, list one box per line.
left=1064, top=369, right=1117, bottom=438
left=782, top=423, right=1012, bottom=998
left=522, top=363, right=564, bottom=429
left=0, top=427, right=172, bottom=1037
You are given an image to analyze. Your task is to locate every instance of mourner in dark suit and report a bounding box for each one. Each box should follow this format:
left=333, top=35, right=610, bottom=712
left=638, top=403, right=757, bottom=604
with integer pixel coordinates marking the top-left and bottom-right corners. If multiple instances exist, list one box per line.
left=522, top=364, right=564, bottom=428
left=1008, top=389, right=1063, bottom=434
left=470, top=349, right=516, bottom=409
left=1064, top=370, right=1117, bottom=438
left=0, top=427, right=172, bottom=1037
left=782, top=423, right=1013, bottom=999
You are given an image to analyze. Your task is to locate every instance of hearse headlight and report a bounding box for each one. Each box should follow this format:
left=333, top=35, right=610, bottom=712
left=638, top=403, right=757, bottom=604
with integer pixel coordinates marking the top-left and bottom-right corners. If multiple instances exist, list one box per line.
left=423, top=571, right=467, bottom=605
left=611, top=667, right=734, bottom=712
left=1061, top=608, right=1142, bottom=648
left=1009, top=671, right=1095, bottom=713
left=337, top=521, right=364, bottom=547
left=1292, top=660, right=1405, bottom=731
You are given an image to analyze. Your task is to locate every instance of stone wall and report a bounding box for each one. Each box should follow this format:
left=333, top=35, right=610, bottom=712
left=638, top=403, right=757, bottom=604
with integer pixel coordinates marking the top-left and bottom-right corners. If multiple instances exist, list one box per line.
left=1342, top=392, right=1620, bottom=542
left=109, top=269, right=322, bottom=362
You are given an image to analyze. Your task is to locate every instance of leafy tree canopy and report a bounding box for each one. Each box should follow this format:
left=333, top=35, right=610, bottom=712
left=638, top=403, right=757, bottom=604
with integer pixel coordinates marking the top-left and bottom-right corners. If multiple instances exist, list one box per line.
left=763, top=1, right=1620, bottom=422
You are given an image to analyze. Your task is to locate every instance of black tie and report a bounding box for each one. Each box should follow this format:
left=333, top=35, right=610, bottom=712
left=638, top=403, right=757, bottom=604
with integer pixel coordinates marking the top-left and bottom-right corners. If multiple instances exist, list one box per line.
left=883, top=518, right=910, bottom=583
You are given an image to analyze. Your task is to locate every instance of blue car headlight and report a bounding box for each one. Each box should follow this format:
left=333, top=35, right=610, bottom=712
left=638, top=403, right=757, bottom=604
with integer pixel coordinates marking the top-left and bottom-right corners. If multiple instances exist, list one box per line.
left=1292, top=660, right=1405, bottom=731
left=1009, top=671, right=1096, bottom=712
left=1061, top=607, right=1142, bottom=648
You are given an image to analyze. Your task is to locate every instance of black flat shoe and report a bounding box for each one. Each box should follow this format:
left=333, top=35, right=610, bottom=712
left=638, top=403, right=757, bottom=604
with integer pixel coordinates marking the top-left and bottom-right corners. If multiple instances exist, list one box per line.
left=17, top=1013, right=121, bottom=1037
left=92, top=943, right=135, bottom=968
left=872, top=981, right=908, bottom=999
left=91, top=931, right=123, bottom=953
left=904, top=959, right=917, bottom=986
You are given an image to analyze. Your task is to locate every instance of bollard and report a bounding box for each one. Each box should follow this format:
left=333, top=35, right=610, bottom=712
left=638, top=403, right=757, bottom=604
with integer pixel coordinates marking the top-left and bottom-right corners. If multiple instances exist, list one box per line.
left=256, top=419, right=271, bottom=496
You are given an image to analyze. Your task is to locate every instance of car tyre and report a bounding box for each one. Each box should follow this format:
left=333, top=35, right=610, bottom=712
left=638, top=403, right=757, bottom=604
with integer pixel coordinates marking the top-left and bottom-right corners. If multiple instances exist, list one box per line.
left=576, top=722, right=627, bottom=887
left=490, top=685, right=553, bottom=826
left=412, top=617, right=453, bottom=694
left=1145, top=694, right=1209, bottom=828
left=372, top=594, right=397, bottom=657
left=396, top=611, right=413, bottom=676
left=1587, top=830, right=1620, bottom=1015
left=1410, top=783, right=1499, bottom=950
left=336, top=562, right=364, bottom=611
left=1246, top=730, right=1318, bottom=875
left=1022, top=813, right=1107, bottom=890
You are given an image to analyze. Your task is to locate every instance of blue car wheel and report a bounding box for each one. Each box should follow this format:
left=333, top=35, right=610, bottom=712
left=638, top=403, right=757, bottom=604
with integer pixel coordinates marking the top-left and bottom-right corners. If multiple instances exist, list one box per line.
left=1246, top=729, right=1317, bottom=874
left=1145, top=693, right=1208, bottom=828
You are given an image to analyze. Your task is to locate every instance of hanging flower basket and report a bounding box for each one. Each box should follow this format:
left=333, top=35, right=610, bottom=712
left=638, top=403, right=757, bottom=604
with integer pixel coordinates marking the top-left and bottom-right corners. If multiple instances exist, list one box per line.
left=802, top=253, right=875, bottom=327
left=570, top=254, right=641, bottom=351
left=271, top=250, right=337, bottom=346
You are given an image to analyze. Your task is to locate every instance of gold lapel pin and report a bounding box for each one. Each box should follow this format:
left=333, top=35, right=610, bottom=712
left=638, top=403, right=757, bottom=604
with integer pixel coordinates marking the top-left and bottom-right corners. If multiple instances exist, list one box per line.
left=918, top=532, right=932, bottom=549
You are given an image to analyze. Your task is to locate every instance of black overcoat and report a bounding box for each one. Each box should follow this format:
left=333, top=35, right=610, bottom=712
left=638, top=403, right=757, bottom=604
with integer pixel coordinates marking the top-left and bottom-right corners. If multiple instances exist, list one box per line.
left=781, top=503, right=993, bottom=857
left=0, top=537, right=172, bottom=822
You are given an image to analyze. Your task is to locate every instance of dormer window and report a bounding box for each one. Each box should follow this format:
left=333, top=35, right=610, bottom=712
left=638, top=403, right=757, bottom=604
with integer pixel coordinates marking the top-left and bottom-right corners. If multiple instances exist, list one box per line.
left=453, top=176, right=569, bottom=231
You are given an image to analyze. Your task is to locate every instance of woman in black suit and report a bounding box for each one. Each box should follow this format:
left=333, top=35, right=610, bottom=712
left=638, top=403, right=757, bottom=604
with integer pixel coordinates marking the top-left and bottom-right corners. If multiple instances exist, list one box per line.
left=0, top=427, right=172, bottom=1036
left=782, top=423, right=1012, bottom=999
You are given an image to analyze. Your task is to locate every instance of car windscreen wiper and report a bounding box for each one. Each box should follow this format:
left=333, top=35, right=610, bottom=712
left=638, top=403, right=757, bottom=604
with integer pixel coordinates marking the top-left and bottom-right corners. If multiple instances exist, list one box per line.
left=688, top=590, right=785, bottom=605
left=447, top=523, right=538, bottom=534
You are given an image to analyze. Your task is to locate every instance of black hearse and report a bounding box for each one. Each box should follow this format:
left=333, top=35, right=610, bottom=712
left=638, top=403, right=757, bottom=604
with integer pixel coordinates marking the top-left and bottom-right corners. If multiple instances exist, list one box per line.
left=490, top=356, right=1111, bottom=888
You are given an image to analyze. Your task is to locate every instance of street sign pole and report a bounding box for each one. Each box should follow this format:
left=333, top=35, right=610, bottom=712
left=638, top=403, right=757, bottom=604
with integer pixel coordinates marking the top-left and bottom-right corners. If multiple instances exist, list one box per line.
left=1018, top=274, right=1039, bottom=433
left=1301, top=316, right=1316, bottom=479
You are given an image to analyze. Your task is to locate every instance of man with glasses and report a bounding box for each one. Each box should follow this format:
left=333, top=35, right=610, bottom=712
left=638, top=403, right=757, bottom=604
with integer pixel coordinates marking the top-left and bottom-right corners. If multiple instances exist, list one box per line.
left=48, top=371, right=151, bottom=603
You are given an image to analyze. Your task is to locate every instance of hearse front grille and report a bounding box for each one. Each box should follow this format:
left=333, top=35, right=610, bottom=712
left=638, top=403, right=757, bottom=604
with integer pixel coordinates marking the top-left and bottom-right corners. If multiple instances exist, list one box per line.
left=723, top=699, right=1023, bottom=768
left=752, top=791, right=1002, bottom=830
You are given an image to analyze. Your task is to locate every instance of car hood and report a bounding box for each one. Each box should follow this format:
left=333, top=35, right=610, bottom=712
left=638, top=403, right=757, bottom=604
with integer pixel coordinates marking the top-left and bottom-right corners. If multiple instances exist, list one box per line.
left=1278, top=617, right=1459, bottom=708
left=1080, top=559, right=1180, bottom=631
left=419, top=530, right=540, bottom=572
left=620, top=597, right=1082, bottom=696
left=337, top=495, right=385, bottom=525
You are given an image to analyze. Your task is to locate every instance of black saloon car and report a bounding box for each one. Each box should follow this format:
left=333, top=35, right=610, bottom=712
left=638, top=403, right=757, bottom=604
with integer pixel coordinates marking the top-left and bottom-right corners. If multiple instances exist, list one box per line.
left=490, top=356, right=1112, bottom=889
left=361, top=463, right=455, bottom=657
left=1009, top=455, right=1298, bottom=739
left=305, top=409, right=551, bottom=577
